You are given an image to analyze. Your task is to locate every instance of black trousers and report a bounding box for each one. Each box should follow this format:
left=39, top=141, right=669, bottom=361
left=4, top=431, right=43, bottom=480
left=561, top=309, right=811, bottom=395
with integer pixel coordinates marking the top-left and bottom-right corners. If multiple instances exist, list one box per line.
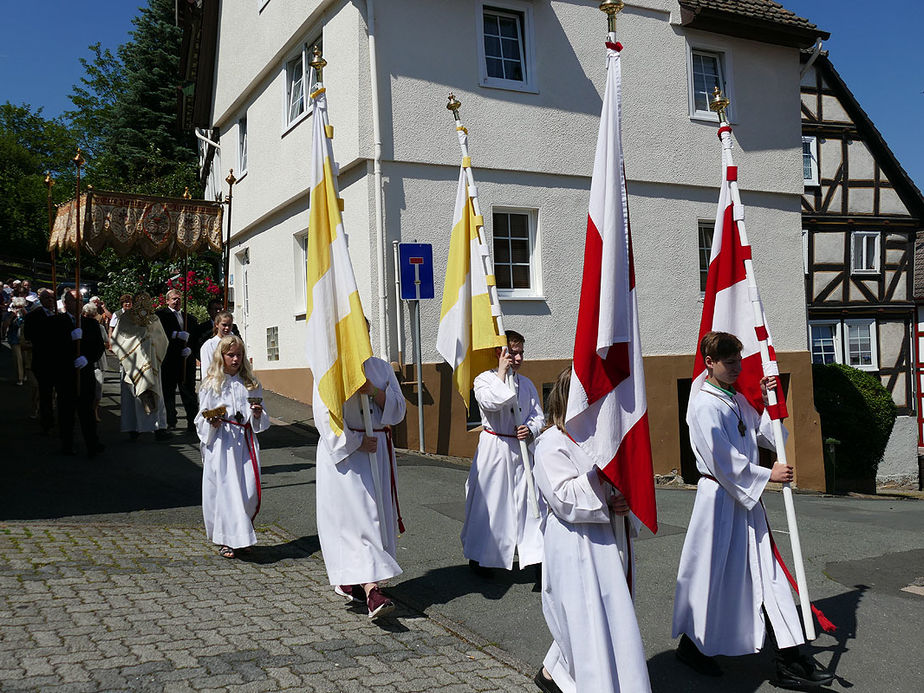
left=161, top=356, right=198, bottom=427
left=34, top=369, right=55, bottom=432
left=56, top=373, right=98, bottom=452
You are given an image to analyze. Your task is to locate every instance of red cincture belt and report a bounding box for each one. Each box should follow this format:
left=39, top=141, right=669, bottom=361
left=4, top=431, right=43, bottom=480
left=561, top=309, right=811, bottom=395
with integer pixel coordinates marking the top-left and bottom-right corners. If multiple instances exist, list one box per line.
left=698, top=474, right=836, bottom=633
left=221, top=417, right=261, bottom=522
left=350, top=426, right=405, bottom=534
left=483, top=428, right=517, bottom=439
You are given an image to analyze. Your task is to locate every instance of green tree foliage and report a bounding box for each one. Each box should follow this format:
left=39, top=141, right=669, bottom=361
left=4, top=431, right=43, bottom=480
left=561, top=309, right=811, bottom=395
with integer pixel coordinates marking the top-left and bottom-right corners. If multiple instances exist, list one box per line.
left=812, top=363, right=897, bottom=487
left=0, top=103, right=78, bottom=257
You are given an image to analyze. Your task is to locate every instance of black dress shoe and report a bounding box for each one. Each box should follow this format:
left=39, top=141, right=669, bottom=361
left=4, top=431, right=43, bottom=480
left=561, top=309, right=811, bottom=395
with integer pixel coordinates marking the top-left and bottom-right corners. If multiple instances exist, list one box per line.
left=468, top=559, right=494, bottom=578
left=154, top=429, right=170, bottom=441
left=87, top=443, right=105, bottom=458
left=129, top=430, right=140, bottom=440
left=676, top=634, right=723, bottom=677
left=775, top=655, right=834, bottom=690
left=533, top=669, right=563, bottom=693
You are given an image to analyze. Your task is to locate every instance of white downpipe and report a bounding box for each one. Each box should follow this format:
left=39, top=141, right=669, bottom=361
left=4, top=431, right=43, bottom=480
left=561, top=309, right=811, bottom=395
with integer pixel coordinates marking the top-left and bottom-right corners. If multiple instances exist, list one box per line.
left=366, top=0, right=388, bottom=359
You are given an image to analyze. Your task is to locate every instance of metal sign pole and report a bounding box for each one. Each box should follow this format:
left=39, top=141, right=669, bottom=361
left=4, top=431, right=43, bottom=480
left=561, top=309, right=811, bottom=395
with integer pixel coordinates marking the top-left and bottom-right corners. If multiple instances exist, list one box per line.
left=412, top=260, right=425, bottom=452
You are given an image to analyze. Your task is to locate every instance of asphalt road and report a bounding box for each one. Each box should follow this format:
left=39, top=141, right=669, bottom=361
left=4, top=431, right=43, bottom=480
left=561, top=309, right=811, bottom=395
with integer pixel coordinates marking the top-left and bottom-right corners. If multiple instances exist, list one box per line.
left=2, top=351, right=923, bottom=692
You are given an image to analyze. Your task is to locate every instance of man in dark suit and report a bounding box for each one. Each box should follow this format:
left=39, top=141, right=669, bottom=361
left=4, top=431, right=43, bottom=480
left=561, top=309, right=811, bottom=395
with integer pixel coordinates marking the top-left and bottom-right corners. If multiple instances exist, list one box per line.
left=23, top=289, right=59, bottom=433
left=54, top=290, right=105, bottom=456
left=156, top=289, right=198, bottom=432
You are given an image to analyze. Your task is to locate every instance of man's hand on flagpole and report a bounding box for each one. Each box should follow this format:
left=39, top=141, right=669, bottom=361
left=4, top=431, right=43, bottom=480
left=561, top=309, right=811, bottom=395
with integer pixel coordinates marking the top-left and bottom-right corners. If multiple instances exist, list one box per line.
left=358, top=435, right=378, bottom=453
left=770, top=462, right=794, bottom=484
left=760, top=375, right=778, bottom=406
left=496, top=346, right=513, bottom=381
left=607, top=489, right=630, bottom=517
left=515, top=424, right=532, bottom=442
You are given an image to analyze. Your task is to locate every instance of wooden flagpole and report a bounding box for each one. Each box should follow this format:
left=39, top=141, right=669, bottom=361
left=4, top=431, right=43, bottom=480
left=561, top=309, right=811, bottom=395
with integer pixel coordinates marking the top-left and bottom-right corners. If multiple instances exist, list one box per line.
left=223, top=170, right=236, bottom=310
left=72, top=149, right=85, bottom=394
left=44, top=173, right=57, bottom=290
left=710, top=88, right=816, bottom=641
left=312, top=47, right=389, bottom=546
left=446, top=94, right=540, bottom=519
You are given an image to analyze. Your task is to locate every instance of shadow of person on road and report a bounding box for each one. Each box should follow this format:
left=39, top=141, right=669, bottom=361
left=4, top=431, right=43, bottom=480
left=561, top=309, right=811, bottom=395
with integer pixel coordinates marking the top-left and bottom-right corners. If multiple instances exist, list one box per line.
left=238, top=534, right=321, bottom=564
left=388, top=562, right=538, bottom=614
left=799, top=586, right=865, bottom=689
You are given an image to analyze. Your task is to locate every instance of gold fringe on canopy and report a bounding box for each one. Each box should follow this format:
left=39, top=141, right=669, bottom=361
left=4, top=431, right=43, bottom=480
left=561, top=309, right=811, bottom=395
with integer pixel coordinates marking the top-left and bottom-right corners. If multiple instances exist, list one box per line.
left=49, top=190, right=223, bottom=258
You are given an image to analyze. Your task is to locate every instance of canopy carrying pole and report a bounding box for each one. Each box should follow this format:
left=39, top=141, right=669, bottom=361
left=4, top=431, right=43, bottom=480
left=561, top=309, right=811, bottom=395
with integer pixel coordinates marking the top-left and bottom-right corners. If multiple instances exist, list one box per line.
left=710, top=88, right=816, bottom=642
left=44, top=173, right=57, bottom=290
left=181, top=187, right=192, bottom=379
left=72, top=149, right=85, bottom=393
left=223, top=170, right=237, bottom=310
left=446, top=93, right=539, bottom=519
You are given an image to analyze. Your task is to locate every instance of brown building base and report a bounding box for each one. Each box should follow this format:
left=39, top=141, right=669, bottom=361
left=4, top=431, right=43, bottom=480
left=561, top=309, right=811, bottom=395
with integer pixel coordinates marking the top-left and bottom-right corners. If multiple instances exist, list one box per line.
left=256, top=349, right=826, bottom=492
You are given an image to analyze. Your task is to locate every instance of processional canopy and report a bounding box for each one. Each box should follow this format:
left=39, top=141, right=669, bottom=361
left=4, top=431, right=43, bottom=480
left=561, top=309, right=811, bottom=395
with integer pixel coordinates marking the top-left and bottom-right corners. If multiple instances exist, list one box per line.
left=49, top=189, right=223, bottom=258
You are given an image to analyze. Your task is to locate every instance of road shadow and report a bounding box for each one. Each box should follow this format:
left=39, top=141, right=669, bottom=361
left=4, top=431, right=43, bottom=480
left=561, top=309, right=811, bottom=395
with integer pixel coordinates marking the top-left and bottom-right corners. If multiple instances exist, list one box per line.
left=238, top=534, right=321, bottom=564
left=389, top=562, right=539, bottom=613
left=802, top=586, right=865, bottom=689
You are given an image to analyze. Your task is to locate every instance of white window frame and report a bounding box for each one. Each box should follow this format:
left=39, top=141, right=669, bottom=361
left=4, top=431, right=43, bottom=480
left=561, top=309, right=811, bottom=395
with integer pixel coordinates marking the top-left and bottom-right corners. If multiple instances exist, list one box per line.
left=697, top=219, right=714, bottom=294
left=237, top=114, right=248, bottom=179
left=844, top=319, right=878, bottom=371
left=293, top=230, right=308, bottom=316
left=266, top=326, right=280, bottom=362
left=802, top=229, right=809, bottom=275
left=802, top=136, right=819, bottom=186
left=282, top=36, right=322, bottom=135
left=476, top=1, right=537, bottom=94
left=809, top=320, right=842, bottom=366
left=492, top=206, right=542, bottom=300
left=686, top=43, right=734, bottom=122
left=850, top=230, right=880, bottom=275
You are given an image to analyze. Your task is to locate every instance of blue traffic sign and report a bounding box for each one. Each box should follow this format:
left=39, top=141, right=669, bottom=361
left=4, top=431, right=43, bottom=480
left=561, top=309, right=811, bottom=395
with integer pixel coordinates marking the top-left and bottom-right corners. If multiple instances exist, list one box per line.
left=398, top=243, right=434, bottom=300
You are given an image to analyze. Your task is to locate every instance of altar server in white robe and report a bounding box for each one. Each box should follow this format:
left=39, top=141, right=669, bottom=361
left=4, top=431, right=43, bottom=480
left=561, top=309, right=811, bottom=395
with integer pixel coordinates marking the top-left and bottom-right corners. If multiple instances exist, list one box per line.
left=314, top=355, right=406, bottom=619
left=199, top=310, right=235, bottom=381
left=533, top=367, right=651, bottom=693
left=461, top=330, right=544, bottom=574
left=195, top=335, right=269, bottom=560
left=110, top=293, right=169, bottom=438
left=672, top=331, right=833, bottom=690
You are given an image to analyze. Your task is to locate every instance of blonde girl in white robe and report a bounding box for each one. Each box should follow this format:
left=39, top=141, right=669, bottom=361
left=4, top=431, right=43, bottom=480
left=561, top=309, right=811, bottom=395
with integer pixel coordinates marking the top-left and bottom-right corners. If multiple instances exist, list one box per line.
left=195, top=336, right=269, bottom=559
left=533, top=367, right=651, bottom=693
left=313, top=356, right=406, bottom=619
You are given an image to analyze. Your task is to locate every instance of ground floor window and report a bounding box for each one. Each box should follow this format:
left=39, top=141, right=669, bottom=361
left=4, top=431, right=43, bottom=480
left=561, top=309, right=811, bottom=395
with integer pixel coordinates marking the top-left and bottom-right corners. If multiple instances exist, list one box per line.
left=809, top=319, right=877, bottom=371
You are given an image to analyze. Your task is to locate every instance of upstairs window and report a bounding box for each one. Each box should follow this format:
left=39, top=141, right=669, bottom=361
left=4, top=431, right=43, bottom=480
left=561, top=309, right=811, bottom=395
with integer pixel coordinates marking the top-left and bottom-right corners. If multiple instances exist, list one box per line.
left=238, top=115, right=248, bottom=176
left=803, top=136, right=819, bottom=186
left=284, top=36, right=322, bottom=131
left=688, top=47, right=731, bottom=121
left=477, top=2, right=536, bottom=92
left=850, top=231, right=880, bottom=274
left=698, top=220, right=714, bottom=293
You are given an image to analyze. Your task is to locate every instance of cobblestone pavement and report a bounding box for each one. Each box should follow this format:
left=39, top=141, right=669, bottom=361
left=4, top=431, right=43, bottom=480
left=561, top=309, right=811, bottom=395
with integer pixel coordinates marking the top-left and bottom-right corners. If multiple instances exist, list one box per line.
left=0, top=522, right=535, bottom=692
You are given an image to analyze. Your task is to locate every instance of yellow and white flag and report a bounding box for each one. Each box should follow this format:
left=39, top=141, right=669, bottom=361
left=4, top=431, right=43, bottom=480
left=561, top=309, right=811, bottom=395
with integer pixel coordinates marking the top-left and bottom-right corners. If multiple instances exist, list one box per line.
left=305, top=87, right=372, bottom=435
left=436, top=165, right=506, bottom=408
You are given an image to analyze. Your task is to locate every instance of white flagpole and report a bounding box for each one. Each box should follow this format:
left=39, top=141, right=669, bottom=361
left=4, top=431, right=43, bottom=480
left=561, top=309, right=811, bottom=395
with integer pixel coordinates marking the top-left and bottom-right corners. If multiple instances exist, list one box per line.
left=446, top=94, right=540, bottom=519
left=310, top=49, right=388, bottom=546
left=712, top=90, right=816, bottom=641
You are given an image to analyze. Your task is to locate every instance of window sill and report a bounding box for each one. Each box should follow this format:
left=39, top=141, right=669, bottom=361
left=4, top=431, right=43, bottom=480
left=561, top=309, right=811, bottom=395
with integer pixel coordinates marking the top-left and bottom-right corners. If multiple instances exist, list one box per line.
left=282, top=109, right=312, bottom=138
left=498, top=293, right=546, bottom=302
left=479, top=79, right=538, bottom=95
left=850, top=270, right=880, bottom=276
left=690, top=112, right=735, bottom=125
left=236, top=170, right=248, bottom=183
left=848, top=363, right=878, bottom=372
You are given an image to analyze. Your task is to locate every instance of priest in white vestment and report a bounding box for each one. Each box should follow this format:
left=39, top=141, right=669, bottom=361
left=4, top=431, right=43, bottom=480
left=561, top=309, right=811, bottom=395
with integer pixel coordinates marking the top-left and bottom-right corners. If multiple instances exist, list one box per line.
left=533, top=368, right=651, bottom=693
left=461, top=331, right=544, bottom=573
left=110, top=293, right=169, bottom=436
left=195, top=335, right=269, bottom=559
left=672, top=331, right=833, bottom=690
left=313, top=356, right=406, bottom=619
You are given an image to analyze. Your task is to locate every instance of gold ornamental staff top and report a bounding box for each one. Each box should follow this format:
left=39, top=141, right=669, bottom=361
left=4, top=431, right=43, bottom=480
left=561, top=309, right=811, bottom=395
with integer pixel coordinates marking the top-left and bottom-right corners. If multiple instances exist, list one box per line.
left=73, top=148, right=85, bottom=167
left=44, top=172, right=54, bottom=190
left=446, top=93, right=462, bottom=122
left=599, top=1, right=625, bottom=33
left=709, top=86, right=730, bottom=124
left=310, top=46, right=327, bottom=82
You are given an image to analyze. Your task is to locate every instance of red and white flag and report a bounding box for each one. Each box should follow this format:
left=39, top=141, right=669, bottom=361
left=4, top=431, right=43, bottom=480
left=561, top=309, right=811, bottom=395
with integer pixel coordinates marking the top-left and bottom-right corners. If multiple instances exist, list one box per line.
left=566, top=40, right=657, bottom=534
left=691, top=125, right=789, bottom=422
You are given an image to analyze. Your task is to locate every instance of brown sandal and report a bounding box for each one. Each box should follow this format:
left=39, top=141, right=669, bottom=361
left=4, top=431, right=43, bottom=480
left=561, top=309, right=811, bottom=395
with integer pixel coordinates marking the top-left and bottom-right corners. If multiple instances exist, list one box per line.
left=218, top=545, right=235, bottom=559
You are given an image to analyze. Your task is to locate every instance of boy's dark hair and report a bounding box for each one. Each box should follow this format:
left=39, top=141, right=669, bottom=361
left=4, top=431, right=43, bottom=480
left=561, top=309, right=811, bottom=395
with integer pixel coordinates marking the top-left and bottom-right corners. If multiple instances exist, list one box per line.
left=505, top=329, right=525, bottom=347
left=700, top=331, right=743, bottom=361
left=119, top=293, right=133, bottom=304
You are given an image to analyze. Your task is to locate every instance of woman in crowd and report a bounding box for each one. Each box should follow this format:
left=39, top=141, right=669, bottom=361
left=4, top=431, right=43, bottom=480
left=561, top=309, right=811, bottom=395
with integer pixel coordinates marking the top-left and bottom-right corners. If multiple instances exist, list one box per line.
left=195, top=335, right=269, bottom=559
left=5, top=297, right=28, bottom=385
left=532, top=367, right=651, bottom=693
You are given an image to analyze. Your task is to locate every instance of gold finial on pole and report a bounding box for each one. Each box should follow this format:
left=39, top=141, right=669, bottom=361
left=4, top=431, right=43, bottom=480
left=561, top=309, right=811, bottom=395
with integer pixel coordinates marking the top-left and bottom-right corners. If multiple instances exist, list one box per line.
left=73, top=148, right=85, bottom=167
left=225, top=169, right=237, bottom=189
left=709, top=86, right=730, bottom=123
left=599, top=1, right=625, bottom=33
left=183, top=187, right=191, bottom=200
left=446, top=93, right=462, bottom=123
left=310, top=46, right=327, bottom=82
left=44, top=172, right=54, bottom=189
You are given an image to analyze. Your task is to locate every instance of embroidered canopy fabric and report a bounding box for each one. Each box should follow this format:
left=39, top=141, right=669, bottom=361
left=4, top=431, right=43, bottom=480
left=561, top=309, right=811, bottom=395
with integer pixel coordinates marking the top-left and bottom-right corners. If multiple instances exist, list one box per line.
left=49, top=190, right=223, bottom=258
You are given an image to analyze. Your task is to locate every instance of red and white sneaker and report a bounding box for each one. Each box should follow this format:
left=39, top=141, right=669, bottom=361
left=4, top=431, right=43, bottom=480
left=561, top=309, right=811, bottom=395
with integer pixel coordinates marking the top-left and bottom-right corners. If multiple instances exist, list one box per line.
left=366, top=586, right=395, bottom=619
left=334, top=584, right=364, bottom=603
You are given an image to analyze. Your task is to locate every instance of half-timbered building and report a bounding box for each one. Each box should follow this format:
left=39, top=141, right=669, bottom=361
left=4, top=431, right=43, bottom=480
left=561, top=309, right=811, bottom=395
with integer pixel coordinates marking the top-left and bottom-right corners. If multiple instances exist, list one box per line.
left=800, top=51, right=924, bottom=483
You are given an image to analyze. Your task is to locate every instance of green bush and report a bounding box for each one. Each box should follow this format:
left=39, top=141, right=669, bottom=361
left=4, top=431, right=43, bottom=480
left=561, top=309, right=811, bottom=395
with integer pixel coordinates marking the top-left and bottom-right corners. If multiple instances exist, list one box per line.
left=812, top=363, right=897, bottom=485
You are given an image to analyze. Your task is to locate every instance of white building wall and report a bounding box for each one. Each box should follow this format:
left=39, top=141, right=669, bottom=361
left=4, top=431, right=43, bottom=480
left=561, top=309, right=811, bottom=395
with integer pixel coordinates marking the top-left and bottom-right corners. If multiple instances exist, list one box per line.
left=209, top=0, right=811, bottom=372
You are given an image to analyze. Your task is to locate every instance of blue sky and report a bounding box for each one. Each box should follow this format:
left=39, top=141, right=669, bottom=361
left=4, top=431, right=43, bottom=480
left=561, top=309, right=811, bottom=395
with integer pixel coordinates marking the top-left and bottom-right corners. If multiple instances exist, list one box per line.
left=1, top=1, right=920, bottom=190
